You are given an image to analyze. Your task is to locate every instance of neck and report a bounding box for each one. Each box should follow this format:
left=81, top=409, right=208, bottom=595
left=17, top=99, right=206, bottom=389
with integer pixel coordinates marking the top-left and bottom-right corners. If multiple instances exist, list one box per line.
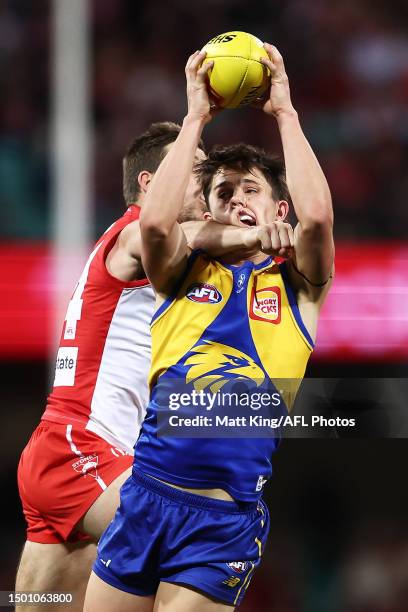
left=219, top=250, right=269, bottom=267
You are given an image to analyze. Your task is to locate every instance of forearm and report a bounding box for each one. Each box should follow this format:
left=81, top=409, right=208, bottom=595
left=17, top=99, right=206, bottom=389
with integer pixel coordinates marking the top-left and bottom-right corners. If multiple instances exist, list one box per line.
left=183, top=221, right=260, bottom=256
left=277, top=110, right=333, bottom=229
left=140, top=115, right=206, bottom=238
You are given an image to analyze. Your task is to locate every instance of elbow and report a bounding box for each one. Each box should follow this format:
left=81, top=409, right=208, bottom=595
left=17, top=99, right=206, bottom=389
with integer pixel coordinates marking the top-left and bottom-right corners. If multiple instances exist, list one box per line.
left=301, top=201, right=334, bottom=231
left=301, top=217, right=333, bottom=237
left=139, top=216, right=170, bottom=241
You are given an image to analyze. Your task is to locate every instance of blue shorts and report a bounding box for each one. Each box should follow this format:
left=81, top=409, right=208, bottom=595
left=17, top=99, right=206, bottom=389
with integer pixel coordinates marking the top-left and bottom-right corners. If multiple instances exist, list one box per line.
left=93, top=470, right=269, bottom=606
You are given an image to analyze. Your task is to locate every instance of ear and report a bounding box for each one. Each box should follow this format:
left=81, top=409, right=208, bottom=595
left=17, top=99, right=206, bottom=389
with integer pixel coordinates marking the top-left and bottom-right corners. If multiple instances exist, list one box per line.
left=138, top=170, right=152, bottom=194
left=203, top=211, right=213, bottom=221
left=276, top=200, right=289, bottom=221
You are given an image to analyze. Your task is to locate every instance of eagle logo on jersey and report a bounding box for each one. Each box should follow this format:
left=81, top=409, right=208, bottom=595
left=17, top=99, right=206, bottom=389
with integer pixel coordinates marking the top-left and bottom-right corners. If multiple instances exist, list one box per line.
left=184, top=341, right=265, bottom=393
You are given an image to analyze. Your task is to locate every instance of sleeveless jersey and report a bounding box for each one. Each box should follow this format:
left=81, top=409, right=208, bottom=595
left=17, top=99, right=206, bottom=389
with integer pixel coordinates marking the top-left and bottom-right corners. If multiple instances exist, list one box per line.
left=43, top=205, right=155, bottom=453
left=134, top=251, right=314, bottom=501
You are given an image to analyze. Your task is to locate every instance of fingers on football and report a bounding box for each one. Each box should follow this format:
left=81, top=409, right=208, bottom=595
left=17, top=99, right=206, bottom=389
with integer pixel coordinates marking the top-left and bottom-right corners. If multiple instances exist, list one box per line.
left=272, top=45, right=285, bottom=65
left=260, top=55, right=276, bottom=74
left=263, top=43, right=287, bottom=77
left=265, top=43, right=285, bottom=66
left=185, top=50, right=200, bottom=71
left=197, top=59, right=214, bottom=82
left=185, top=50, right=206, bottom=74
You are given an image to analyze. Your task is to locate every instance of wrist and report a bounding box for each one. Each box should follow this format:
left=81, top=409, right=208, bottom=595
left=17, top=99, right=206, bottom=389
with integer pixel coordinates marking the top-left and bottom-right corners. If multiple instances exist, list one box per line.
left=275, top=107, right=298, bottom=126
left=243, top=226, right=260, bottom=249
left=183, top=113, right=209, bottom=128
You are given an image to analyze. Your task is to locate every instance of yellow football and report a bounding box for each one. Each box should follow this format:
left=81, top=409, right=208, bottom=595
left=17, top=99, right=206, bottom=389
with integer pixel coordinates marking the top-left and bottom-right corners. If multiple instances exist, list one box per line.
left=201, top=31, right=270, bottom=109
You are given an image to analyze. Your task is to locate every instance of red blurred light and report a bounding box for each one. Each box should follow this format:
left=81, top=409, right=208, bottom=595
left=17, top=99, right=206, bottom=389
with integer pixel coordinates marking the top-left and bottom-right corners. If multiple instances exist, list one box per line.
left=1, top=241, right=408, bottom=361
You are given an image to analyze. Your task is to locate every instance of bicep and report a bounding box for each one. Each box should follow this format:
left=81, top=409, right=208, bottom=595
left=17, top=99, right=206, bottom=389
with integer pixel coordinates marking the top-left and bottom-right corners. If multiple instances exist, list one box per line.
left=105, top=221, right=144, bottom=282
left=141, top=223, right=190, bottom=297
left=292, top=221, right=334, bottom=288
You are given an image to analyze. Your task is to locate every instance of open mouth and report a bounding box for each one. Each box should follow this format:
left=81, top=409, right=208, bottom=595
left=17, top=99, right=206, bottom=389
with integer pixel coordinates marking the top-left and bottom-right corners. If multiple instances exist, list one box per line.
left=238, top=211, right=257, bottom=227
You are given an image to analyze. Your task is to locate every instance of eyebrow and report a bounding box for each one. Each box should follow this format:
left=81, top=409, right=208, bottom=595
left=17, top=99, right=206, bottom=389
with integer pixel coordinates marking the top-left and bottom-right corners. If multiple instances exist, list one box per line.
left=214, top=178, right=260, bottom=190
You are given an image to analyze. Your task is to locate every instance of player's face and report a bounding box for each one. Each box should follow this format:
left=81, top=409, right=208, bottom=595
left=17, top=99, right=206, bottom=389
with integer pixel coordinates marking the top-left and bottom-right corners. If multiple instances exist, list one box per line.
left=178, top=148, right=207, bottom=223
left=206, top=167, right=286, bottom=227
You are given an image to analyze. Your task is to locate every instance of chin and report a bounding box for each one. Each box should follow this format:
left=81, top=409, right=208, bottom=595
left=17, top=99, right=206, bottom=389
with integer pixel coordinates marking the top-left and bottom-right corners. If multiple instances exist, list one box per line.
left=231, top=215, right=244, bottom=227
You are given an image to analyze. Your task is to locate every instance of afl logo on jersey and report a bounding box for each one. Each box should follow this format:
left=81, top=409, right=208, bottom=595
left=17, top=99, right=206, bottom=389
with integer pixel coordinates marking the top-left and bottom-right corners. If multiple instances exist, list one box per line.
left=186, top=283, right=222, bottom=304
left=226, top=561, right=249, bottom=573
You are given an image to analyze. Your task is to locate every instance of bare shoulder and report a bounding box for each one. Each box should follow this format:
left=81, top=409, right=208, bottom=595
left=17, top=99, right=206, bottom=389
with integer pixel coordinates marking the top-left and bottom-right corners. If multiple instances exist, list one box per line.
left=106, top=220, right=144, bottom=282
left=117, top=219, right=141, bottom=253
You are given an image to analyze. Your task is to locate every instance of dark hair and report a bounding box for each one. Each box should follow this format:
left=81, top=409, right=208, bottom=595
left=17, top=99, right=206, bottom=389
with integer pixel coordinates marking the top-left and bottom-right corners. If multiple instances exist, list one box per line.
left=123, top=121, right=205, bottom=205
left=194, top=143, right=289, bottom=208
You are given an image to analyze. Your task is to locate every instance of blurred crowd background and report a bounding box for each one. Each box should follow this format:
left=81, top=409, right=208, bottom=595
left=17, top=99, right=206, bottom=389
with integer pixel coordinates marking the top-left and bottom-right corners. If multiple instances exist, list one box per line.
left=2, top=0, right=408, bottom=239
left=1, top=1, right=408, bottom=610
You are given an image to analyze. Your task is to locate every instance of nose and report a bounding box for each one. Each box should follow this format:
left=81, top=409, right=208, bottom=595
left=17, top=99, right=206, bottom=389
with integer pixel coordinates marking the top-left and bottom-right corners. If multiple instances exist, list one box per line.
left=230, top=191, right=247, bottom=208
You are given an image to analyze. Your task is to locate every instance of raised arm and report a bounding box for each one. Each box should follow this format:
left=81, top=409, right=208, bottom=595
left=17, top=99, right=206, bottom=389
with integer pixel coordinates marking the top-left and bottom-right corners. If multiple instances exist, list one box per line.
left=260, top=44, right=334, bottom=300
left=139, top=52, right=213, bottom=297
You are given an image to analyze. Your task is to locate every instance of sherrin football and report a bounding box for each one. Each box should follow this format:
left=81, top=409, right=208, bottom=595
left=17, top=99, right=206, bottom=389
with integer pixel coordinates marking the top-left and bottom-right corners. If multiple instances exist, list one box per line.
left=201, top=31, right=270, bottom=109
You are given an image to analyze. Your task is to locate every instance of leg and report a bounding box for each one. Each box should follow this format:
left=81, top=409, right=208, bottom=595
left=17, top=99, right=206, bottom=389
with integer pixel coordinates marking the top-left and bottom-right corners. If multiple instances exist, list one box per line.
left=77, top=466, right=132, bottom=540
left=153, top=582, right=234, bottom=612
left=15, top=467, right=133, bottom=612
left=84, top=572, right=154, bottom=612
left=15, top=540, right=97, bottom=612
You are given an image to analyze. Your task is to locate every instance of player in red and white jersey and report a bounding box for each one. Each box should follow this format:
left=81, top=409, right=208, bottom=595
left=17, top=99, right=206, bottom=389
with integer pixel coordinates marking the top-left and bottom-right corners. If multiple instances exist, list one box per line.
left=44, top=204, right=153, bottom=453
left=16, top=121, right=208, bottom=611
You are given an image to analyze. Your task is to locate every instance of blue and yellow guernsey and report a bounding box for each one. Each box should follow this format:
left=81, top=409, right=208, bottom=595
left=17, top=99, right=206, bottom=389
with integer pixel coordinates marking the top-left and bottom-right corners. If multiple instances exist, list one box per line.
left=134, top=250, right=314, bottom=501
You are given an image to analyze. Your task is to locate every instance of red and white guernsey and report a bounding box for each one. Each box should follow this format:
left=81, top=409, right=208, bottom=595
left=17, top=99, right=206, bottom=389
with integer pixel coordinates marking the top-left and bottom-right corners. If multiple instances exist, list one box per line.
left=43, top=205, right=154, bottom=453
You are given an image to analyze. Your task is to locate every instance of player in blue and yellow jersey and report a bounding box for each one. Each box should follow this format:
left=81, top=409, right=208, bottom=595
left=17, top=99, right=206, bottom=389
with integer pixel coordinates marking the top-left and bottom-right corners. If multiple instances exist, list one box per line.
left=85, top=44, right=334, bottom=612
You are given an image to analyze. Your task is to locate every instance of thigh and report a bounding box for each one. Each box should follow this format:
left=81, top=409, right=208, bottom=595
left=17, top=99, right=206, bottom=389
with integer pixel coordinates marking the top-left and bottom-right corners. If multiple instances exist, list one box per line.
left=15, top=540, right=97, bottom=612
left=160, top=495, right=269, bottom=608
left=92, top=476, right=160, bottom=597
left=78, top=466, right=132, bottom=540
left=154, top=582, right=234, bottom=612
left=18, top=422, right=133, bottom=543
left=84, top=572, right=154, bottom=612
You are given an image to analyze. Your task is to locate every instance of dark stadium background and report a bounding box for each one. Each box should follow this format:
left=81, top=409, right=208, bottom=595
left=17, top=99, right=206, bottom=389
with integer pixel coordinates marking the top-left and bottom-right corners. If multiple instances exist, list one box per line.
left=1, top=1, right=408, bottom=610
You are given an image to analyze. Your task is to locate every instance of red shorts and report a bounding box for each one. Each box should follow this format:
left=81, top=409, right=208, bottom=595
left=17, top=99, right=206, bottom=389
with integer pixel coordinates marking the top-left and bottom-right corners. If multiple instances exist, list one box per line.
left=17, top=420, right=133, bottom=544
